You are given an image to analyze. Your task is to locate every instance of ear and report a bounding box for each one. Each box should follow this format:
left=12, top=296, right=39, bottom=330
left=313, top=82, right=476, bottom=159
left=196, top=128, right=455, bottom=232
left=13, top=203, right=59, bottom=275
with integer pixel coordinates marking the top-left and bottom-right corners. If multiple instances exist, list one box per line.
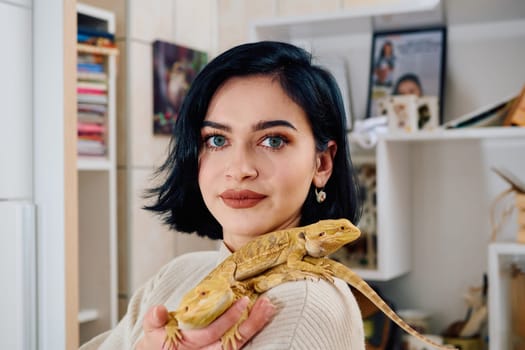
left=313, top=140, right=337, bottom=188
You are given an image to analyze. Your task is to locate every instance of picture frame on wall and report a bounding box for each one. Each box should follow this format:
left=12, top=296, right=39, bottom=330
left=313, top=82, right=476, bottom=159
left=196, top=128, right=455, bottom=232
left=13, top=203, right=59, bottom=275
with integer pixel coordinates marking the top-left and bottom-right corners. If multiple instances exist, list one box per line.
left=153, top=40, right=207, bottom=135
left=366, top=26, right=446, bottom=124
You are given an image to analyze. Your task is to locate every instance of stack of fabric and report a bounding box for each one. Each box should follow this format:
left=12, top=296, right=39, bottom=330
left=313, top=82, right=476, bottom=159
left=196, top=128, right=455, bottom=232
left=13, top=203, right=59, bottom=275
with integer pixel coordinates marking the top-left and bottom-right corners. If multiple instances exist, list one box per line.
left=77, top=54, right=107, bottom=156
left=76, top=24, right=116, bottom=157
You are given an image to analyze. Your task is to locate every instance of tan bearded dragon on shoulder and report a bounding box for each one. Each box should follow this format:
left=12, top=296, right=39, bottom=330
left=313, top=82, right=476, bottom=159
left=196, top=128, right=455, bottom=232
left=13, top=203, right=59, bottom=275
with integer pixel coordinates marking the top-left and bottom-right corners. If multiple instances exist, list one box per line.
left=163, top=219, right=359, bottom=349
left=163, top=219, right=456, bottom=350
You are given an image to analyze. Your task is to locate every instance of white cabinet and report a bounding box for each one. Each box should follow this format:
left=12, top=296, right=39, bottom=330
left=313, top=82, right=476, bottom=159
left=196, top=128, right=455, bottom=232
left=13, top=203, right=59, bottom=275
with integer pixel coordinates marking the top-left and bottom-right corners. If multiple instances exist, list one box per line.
left=488, top=243, right=525, bottom=350
left=373, top=130, right=525, bottom=332
left=76, top=3, right=118, bottom=345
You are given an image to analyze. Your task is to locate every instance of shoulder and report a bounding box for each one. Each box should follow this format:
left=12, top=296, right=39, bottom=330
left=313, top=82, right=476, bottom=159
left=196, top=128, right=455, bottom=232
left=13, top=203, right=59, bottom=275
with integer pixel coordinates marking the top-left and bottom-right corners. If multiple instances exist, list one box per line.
left=246, top=278, right=365, bottom=350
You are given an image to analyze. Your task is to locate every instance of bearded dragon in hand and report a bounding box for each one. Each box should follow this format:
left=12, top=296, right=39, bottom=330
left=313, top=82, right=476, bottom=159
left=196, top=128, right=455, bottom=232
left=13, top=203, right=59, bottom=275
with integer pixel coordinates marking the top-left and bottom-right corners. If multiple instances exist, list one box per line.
left=163, top=219, right=360, bottom=350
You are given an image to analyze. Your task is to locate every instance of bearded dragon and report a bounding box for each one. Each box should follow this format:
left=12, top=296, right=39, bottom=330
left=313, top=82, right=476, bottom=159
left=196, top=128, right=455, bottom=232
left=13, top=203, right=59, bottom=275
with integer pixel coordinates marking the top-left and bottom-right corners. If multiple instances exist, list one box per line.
left=164, top=219, right=456, bottom=350
left=163, top=219, right=360, bottom=350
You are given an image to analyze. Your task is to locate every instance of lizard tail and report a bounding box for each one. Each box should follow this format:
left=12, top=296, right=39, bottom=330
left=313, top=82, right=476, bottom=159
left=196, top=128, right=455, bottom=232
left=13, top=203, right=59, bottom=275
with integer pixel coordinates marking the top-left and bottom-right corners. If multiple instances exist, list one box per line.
left=325, top=259, right=457, bottom=350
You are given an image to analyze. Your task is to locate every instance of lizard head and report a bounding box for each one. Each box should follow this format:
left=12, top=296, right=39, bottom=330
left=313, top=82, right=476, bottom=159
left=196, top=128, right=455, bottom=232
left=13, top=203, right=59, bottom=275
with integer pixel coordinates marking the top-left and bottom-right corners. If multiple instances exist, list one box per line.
left=176, top=279, right=235, bottom=330
left=302, top=218, right=360, bottom=257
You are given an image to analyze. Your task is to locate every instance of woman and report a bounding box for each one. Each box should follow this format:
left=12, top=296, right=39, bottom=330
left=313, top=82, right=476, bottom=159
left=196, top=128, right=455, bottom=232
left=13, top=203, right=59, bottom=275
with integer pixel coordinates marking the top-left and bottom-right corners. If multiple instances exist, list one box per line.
left=374, top=40, right=395, bottom=87
left=81, top=41, right=364, bottom=349
left=392, top=73, right=423, bottom=97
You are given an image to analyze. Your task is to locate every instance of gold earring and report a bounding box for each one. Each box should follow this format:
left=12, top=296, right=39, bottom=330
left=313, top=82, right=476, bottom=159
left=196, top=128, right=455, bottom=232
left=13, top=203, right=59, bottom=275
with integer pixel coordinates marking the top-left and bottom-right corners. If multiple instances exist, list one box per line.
left=315, top=188, right=326, bottom=203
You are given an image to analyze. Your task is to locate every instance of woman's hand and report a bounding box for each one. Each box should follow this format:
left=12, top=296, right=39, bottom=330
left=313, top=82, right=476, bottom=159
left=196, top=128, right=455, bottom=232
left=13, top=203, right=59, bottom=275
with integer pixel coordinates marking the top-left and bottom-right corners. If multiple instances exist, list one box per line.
left=136, top=297, right=275, bottom=350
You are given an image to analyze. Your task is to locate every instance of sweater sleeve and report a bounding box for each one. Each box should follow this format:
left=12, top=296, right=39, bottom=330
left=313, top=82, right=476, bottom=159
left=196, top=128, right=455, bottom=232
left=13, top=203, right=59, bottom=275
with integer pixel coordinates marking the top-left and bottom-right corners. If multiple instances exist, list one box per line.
left=245, top=278, right=365, bottom=350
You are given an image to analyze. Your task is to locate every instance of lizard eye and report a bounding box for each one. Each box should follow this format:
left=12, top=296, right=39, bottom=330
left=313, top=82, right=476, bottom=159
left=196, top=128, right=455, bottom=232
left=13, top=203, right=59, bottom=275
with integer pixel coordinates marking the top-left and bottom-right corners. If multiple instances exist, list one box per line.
left=185, top=306, right=189, bottom=312
left=340, top=226, right=345, bottom=230
left=319, top=232, right=326, bottom=237
left=200, top=291, right=207, bottom=296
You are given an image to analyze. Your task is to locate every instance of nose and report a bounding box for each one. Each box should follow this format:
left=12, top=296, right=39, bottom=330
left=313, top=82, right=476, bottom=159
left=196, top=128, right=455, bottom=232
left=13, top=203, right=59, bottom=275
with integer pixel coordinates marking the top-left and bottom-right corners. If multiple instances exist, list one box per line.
left=225, top=144, right=258, bottom=181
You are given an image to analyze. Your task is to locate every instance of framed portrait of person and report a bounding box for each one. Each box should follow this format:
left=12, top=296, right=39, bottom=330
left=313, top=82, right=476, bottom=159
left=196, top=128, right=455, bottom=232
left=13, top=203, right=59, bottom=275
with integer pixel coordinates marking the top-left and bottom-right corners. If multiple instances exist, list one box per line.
left=365, top=26, right=446, bottom=124
left=153, top=41, right=208, bottom=135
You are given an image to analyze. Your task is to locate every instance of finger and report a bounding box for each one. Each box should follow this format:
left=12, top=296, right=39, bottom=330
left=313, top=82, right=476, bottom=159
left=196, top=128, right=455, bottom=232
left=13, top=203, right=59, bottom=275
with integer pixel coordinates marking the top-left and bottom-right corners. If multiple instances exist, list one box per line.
left=183, top=297, right=250, bottom=344
left=205, top=297, right=250, bottom=339
left=235, top=297, right=275, bottom=348
left=143, top=305, right=169, bottom=333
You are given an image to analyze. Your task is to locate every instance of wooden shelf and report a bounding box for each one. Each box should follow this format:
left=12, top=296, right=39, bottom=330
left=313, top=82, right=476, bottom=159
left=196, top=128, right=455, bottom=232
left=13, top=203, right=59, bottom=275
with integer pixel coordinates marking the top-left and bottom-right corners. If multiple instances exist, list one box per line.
left=77, top=3, right=118, bottom=346
left=77, top=43, right=118, bottom=56
left=77, top=156, right=111, bottom=171
left=251, top=0, right=440, bottom=40
left=78, top=309, right=100, bottom=324
left=381, top=127, right=525, bottom=142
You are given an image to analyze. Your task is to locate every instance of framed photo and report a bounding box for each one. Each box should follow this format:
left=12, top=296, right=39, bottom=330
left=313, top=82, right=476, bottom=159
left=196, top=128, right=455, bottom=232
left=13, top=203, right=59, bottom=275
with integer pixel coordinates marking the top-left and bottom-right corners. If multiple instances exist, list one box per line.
left=153, top=40, right=207, bottom=135
left=366, top=26, right=446, bottom=123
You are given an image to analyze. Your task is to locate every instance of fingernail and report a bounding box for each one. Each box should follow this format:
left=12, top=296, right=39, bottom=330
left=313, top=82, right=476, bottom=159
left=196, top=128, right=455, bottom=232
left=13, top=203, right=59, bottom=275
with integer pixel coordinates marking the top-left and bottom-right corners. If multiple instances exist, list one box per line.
left=237, top=296, right=249, bottom=310
left=264, top=303, right=276, bottom=321
left=259, top=298, right=275, bottom=319
left=153, top=306, right=160, bottom=323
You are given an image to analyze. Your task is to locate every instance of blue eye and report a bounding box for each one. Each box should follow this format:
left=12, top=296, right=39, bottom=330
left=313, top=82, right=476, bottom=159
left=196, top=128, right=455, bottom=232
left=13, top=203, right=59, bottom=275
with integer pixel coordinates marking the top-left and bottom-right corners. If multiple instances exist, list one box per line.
left=261, top=135, right=286, bottom=149
left=205, top=135, right=227, bottom=148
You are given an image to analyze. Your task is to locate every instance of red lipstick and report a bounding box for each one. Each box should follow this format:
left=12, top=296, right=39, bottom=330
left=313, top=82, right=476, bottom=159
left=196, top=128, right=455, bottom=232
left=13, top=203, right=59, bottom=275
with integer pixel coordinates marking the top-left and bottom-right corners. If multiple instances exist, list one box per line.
left=220, top=190, right=266, bottom=209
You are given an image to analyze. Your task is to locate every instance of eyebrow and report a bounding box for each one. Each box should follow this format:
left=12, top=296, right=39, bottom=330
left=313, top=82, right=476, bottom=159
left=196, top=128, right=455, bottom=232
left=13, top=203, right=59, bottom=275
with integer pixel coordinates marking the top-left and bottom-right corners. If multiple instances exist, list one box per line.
left=201, top=119, right=297, bottom=132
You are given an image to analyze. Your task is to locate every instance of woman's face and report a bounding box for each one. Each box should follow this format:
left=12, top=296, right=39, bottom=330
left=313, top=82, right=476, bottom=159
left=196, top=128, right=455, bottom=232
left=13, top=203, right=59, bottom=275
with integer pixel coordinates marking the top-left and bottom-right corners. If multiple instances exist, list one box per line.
left=383, top=43, right=393, bottom=56
left=396, top=79, right=422, bottom=96
left=198, top=75, right=333, bottom=250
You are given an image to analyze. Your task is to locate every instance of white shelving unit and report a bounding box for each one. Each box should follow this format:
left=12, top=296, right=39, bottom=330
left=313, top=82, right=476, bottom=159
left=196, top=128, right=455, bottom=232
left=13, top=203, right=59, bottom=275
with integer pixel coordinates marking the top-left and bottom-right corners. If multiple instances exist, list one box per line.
left=488, top=242, right=525, bottom=350
left=251, top=0, right=525, bottom=334
left=76, top=3, right=118, bottom=345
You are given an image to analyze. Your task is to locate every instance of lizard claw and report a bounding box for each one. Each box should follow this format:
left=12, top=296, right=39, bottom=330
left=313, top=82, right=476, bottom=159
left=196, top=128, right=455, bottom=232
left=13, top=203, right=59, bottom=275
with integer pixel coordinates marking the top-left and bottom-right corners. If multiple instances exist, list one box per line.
left=310, top=262, right=335, bottom=283
left=221, top=326, right=241, bottom=350
left=319, top=271, right=335, bottom=284
left=163, top=312, right=182, bottom=350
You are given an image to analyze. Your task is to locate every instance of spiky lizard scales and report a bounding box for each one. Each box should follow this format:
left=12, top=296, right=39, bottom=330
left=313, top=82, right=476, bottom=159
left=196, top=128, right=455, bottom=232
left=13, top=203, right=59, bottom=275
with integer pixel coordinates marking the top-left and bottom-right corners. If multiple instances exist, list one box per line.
left=163, top=219, right=360, bottom=350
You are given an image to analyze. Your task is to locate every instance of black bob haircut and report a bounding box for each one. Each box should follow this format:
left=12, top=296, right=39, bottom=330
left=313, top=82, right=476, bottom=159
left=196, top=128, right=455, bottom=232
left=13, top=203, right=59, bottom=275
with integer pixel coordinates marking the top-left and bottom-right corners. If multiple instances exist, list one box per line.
left=145, top=41, right=361, bottom=240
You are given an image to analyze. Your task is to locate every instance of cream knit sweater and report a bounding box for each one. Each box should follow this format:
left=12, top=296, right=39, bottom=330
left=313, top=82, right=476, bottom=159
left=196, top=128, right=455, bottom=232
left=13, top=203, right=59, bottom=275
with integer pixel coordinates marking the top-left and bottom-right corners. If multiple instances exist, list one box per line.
left=80, top=244, right=365, bottom=350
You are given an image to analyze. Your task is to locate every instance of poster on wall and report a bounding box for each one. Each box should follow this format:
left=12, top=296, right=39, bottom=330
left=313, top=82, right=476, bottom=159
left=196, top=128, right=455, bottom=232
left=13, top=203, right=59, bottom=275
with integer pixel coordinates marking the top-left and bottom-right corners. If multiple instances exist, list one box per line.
left=366, top=26, right=446, bottom=124
left=153, top=40, right=208, bottom=135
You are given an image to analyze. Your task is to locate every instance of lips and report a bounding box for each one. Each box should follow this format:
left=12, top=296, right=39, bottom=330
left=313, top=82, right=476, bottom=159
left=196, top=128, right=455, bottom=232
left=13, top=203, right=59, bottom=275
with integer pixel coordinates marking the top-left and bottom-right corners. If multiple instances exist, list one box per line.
left=220, top=189, right=266, bottom=209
